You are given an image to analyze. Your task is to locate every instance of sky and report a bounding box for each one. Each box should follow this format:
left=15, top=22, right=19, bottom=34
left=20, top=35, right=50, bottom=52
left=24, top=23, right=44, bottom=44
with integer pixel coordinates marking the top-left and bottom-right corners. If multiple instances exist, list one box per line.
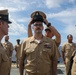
left=0, top=0, right=76, bottom=46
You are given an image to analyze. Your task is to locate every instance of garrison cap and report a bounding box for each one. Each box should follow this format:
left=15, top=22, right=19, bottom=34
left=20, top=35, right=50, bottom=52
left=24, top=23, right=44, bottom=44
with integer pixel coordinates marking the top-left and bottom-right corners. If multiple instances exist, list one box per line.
left=31, top=11, right=46, bottom=23
left=0, top=9, right=12, bottom=24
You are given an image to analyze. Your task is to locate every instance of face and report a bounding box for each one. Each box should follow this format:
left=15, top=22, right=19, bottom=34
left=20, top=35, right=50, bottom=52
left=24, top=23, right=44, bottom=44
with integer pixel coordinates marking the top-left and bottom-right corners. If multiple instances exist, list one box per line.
left=5, top=35, right=9, bottom=41
left=67, top=35, right=73, bottom=42
left=45, top=30, right=54, bottom=38
left=0, top=21, right=9, bottom=35
left=33, top=22, right=43, bottom=34
left=17, top=40, right=20, bottom=44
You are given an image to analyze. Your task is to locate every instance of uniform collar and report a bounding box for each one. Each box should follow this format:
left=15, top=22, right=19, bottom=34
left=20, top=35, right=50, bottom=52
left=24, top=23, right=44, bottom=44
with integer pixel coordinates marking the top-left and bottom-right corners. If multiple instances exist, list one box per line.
left=29, top=36, right=48, bottom=43
left=5, top=41, right=9, bottom=43
left=67, top=42, right=74, bottom=44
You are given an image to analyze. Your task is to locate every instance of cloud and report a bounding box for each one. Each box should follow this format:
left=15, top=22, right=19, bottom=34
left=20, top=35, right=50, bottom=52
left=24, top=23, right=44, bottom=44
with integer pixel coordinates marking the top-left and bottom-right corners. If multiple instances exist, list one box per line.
left=16, top=17, right=30, bottom=23
left=46, top=7, right=76, bottom=45
left=45, top=0, right=76, bottom=9
left=0, top=0, right=76, bottom=12
left=69, top=0, right=75, bottom=3
left=45, top=0, right=64, bottom=8
left=0, top=0, right=76, bottom=45
left=64, top=25, right=76, bottom=34
left=8, top=19, right=27, bottom=36
left=47, top=7, right=76, bottom=25
left=63, top=25, right=76, bottom=43
left=0, top=0, right=31, bottom=12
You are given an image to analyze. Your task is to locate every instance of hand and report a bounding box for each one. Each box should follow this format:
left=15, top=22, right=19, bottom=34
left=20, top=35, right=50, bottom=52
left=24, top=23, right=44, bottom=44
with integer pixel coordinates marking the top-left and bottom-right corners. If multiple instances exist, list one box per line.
left=28, top=18, right=34, bottom=26
left=43, top=17, right=48, bottom=25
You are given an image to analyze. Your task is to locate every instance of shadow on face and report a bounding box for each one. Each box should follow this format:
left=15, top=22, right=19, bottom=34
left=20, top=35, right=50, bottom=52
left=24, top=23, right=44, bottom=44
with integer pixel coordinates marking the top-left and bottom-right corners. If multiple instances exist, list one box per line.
left=45, top=30, right=54, bottom=38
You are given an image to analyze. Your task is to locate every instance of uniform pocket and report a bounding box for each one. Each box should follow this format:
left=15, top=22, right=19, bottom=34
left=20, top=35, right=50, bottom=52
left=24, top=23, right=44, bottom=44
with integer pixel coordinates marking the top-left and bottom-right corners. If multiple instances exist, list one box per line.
left=42, top=48, right=51, bottom=60
left=2, top=52, right=8, bottom=62
left=43, top=48, right=51, bottom=54
left=65, top=48, right=70, bottom=57
left=24, top=47, right=36, bottom=61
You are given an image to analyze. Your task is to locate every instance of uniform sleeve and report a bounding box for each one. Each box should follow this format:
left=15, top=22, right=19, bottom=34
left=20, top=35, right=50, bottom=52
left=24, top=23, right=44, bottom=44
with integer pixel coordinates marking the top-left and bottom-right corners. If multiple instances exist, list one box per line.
left=20, top=40, right=26, bottom=58
left=10, top=43, right=14, bottom=51
left=51, top=41, right=59, bottom=60
left=53, top=39, right=60, bottom=47
left=56, top=48, right=61, bottom=58
left=62, top=44, right=65, bottom=52
left=53, top=40, right=61, bottom=58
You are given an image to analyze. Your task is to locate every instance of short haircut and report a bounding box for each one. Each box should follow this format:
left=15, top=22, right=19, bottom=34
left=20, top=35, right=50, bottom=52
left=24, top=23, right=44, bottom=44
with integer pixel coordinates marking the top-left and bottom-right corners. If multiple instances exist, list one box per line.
left=67, top=34, right=73, bottom=38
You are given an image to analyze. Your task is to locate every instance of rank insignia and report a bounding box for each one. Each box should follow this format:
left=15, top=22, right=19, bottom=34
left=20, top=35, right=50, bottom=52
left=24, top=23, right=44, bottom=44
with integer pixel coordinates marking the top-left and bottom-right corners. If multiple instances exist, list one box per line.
left=44, top=43, right=51, bottom=49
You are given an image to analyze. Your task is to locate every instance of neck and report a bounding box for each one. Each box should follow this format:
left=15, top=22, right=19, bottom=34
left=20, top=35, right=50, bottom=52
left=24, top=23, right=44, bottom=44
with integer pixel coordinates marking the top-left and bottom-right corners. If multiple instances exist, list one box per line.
left=34, top=34, right=43, bottom=40
left=17, top=43, right=20, bottom=45
left=5, top=40, right=8, bottom=42
left=68, top=41, right=72, bottom=43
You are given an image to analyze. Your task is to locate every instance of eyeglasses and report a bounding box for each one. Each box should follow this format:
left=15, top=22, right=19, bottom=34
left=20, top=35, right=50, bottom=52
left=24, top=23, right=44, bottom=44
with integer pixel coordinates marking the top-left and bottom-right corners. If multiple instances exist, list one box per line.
left=34, top=24, right=43, bottom=26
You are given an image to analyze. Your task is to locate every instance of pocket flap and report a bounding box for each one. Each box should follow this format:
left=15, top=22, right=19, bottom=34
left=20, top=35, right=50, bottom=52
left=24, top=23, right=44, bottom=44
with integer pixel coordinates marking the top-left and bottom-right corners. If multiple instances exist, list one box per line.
left=2, top=52, right=8, bottom=62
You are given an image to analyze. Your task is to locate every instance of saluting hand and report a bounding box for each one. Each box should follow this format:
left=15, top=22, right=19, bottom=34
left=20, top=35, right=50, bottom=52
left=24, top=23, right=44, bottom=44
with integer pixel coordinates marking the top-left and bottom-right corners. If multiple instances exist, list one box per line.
left=43, top=17, right=48, bottom=25
left=28, top=18, right=34, bottom=26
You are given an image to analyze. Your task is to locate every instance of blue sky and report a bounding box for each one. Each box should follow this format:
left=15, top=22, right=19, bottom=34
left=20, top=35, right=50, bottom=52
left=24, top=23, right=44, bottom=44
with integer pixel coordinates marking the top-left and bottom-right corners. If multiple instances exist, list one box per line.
left=0, top=0, right=76, bottom=46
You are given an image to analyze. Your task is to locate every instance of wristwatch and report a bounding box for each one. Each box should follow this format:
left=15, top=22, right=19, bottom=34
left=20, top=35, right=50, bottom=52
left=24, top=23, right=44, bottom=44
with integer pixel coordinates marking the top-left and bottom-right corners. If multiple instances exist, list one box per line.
left=47, top=23, right=51, bottom=27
